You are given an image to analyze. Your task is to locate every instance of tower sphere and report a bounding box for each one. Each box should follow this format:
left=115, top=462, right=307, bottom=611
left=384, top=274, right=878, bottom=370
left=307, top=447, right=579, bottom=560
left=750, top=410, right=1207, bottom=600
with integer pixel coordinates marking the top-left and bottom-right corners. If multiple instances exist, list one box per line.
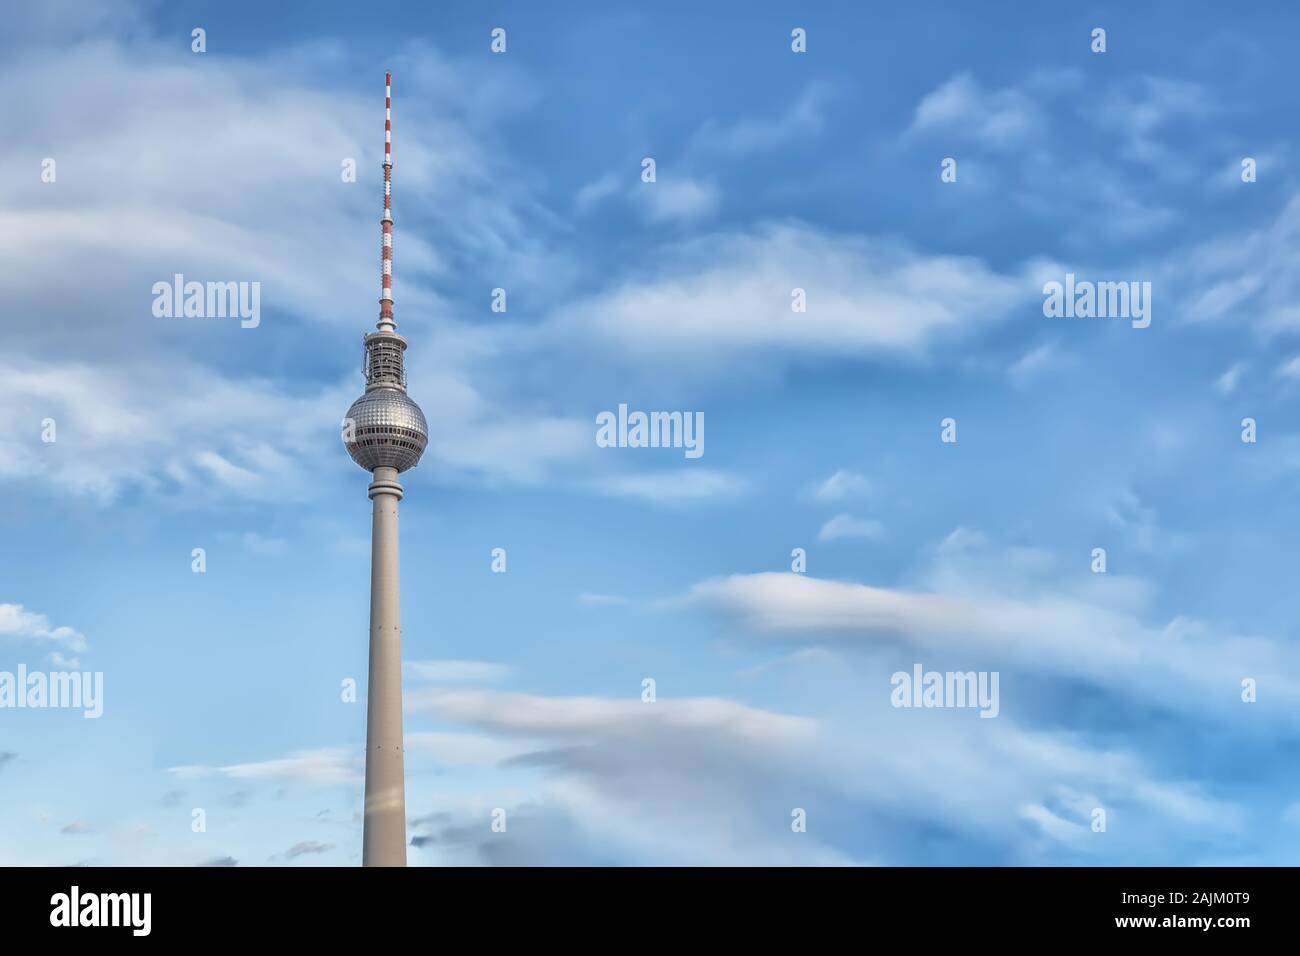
left=344, top=386, right=428, bottom=473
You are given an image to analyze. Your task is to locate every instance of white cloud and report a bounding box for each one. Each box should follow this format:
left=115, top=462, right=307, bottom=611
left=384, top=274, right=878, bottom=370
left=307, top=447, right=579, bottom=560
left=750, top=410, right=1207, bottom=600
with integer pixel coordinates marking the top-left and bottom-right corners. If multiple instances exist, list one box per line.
left=1277, top=356, right=1300, bottom=379
left=405, top=731, right=541, bottom=767
left=1216, top=362, right=1248, bottom=394
left=0, top=32, right=573, bottom=328
left=1179, top=195, right=1300, bottom=332
left=0, top=318, right=595, bottom=507
left=809, top=469, right=871, bottom=501
left=195, top=452, right=263, bottom=493
left=575, top=172, right=620, bottom=213
left=691, top=85, right=830, bottom=154
left=284, top=840, right=334, bottom=859
left=549, top=223, right=1034, bottom=371
left=0, top=358, right=347, bottom=504
left=682, top=538, right=1300, bottom=728
left=168, top=748, right=359, bottom=786
left=910, top=71, right=1208, bottom=172
left=419, top=387, right=592, bottom=486
left=403, top=680, right=1240, bottom=864
left=1009, top=341, right=1056, bottom=383
left=0, top=64, right=424, bottom=331
left=905, top=70, right=1202, bottom=237
left=1091, top=76, right=1212, bottom=169
left=405, top=687, right=851, bottom=865
left=404, top=660, right=510, bottom=683
left=817, top=513, right=883, bottom=542
left=0, top=29, right=596, bottom=504
left=1103, top=487, right=1189, bottom=555
left=409, top=688, right=815, bottom=743
left=590, top=469, right=745, bottom=506
left=0, top=604, right=88, bottom=657
left=908, top=72, right=1039, bottom=147
left=164, top=658, right=1250, bottom=863
left=1018, top=803, right=1090, bottom=845
left=634, top=177, right=719, bottom=224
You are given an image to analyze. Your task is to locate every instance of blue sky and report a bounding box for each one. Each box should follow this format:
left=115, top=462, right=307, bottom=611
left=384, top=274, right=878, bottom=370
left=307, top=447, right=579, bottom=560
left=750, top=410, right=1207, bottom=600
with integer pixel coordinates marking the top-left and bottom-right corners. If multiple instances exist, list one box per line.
left=2, top=0, right=1300, bottom=865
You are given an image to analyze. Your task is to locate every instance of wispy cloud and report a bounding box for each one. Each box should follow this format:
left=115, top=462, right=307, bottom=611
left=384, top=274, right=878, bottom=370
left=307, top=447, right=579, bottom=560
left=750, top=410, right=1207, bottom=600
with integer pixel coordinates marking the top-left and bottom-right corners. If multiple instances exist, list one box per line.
left=405, top=660, right=510, bottom=683
left=575, top=172, right=620, bottom=213
left=549, top=223, right=1035, bottom=373
left=1176, top=196, right=1300, bottom=333
left=0, top=359, right=348, bottom=504
left=691, top=85, right=830, bottom=155
left=1276, top=356, right=1300, bottom=380
left=1216, top=362, right=1248, bottom=395
left=0, top=28, right=593, bottom=505
left=590, top=469, right=745, bottom=506
left=808, top=470, right=871, bottom=501
left=908, top=72, right=1041, bottom=148
left=683, top=539, right=1300, bottom=728
left=409, top=688, right=816, bottom=743
left=168, top=748, right=360, bottom=786
left=1009, top=342, right=1057, bottom=383
left=284, top=840, right=334, bottom=859
left=404, top=687, right=849, bottom=865
left=817, top=514, right=883, bottom=543
left=405, top=731, right=537, bottom=767
left=1103, top=487, right=1189, bottom=555
left=633, top=177, right=719, bottom=224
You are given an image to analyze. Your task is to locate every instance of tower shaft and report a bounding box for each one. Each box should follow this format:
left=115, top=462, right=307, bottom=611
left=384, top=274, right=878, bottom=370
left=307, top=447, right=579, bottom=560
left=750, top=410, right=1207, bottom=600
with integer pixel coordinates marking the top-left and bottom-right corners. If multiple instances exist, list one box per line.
left=362, top=465, right=406, bottom=866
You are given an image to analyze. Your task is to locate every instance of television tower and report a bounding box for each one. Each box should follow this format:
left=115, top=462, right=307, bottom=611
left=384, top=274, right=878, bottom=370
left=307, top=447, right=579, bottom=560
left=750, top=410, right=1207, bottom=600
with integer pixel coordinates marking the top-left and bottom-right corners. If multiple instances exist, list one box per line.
left=343, top=71, right=429, bottom=867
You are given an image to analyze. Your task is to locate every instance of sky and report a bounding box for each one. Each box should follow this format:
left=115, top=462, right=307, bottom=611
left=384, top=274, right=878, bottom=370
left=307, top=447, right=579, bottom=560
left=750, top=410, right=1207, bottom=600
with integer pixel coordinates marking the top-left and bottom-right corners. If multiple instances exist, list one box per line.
left=2, top=0, right=1300, bottom=866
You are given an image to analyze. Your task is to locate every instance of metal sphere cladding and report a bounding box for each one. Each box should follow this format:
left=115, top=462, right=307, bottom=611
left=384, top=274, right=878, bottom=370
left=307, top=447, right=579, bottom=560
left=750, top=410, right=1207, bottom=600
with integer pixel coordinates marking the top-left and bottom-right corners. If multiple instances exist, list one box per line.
left=345, top=386, right=428, bottom=473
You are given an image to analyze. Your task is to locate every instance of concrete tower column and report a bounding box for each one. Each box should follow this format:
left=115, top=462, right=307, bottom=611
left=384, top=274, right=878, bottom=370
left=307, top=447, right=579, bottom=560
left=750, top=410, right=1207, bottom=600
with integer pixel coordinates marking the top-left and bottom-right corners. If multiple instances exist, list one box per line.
left=345, top=72, right=427, bottom=867
left=363, top=465, right=407, bottom=866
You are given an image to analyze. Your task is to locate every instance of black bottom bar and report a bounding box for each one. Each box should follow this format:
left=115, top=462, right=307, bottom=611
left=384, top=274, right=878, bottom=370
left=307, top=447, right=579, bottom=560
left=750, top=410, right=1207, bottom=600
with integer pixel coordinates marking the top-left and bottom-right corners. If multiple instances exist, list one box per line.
left=0, top=866, right=1282, bottom=941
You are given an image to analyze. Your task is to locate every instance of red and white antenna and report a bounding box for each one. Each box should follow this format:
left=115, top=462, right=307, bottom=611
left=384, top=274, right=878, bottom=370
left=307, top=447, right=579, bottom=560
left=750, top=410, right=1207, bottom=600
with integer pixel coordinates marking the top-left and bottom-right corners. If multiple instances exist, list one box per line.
left=378, top=71, right=395, bottom=332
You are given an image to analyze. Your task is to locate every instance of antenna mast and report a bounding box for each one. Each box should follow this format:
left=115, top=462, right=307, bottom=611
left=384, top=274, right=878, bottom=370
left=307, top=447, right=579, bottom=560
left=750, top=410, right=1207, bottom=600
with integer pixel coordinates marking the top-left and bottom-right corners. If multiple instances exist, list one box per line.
left=379, top=70, right=395, bottom=332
